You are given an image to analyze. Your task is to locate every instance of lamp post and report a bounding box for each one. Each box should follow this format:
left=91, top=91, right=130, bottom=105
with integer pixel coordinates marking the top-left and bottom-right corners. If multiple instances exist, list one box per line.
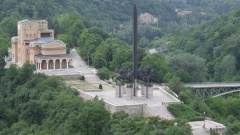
left=203, top=112, right=206, bottom=128
left=87, top=52, right=89, bottom=66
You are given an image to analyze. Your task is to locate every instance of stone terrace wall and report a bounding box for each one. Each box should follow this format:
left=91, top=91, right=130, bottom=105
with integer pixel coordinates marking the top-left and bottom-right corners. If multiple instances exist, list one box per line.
left=105, top=101, right=143, bottom=116
left=78, top=90, right=94, bottom=101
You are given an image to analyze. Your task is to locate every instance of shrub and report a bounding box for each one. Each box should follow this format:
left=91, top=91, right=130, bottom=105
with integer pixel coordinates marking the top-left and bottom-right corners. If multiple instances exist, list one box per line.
left=99, top=84, right=103, bottom=90
left=97, top=67, right=110, bottom=80
left=79, top=75, right=85, bottom=81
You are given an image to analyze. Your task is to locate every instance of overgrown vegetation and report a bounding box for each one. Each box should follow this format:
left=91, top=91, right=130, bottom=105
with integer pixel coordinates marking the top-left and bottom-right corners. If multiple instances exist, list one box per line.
left=168, top=104, right=204, bottom=121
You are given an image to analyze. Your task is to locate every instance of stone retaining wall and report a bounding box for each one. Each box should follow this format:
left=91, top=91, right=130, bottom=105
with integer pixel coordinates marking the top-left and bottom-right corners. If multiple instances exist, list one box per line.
left=105, top=102, right=143, bottom=116
left=78, top=90, right=94, bottom=101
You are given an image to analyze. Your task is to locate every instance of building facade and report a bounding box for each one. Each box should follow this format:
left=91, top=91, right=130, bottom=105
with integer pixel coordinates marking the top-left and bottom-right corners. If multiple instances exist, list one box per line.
left=9, top=19, right=73, bottom=70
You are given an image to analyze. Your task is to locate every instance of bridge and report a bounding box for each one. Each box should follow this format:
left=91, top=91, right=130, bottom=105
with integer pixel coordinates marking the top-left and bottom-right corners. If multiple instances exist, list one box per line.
left=185, top=82, right=240, bottom=98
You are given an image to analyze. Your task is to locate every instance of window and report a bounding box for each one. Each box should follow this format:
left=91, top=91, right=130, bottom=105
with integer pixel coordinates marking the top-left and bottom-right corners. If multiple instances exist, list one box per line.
left=26, top=34, right=28, bottom=37
left=34, top=34, right=35, bottom=37
left=30, top=34, right=32, bottom=37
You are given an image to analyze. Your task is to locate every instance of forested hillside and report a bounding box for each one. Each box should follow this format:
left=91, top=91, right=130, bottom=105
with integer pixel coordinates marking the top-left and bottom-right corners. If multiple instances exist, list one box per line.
left=1, top=0, right=240, bottom=134
left=169, top=9, right=240, bottom=82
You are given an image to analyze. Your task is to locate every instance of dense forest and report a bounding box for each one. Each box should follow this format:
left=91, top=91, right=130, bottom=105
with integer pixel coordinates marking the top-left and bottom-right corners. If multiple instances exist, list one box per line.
left=1, top=0, right=240, bottom=134
left=0, top=63, right=192, bottom=134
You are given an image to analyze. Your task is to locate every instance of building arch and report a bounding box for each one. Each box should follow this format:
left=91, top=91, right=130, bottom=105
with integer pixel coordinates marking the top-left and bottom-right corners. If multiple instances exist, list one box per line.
left=41, top=60, right=47, bottom=69
left=62, top=59, right=67, bottom=69
left=55, top=59, right=60, bottom=69
left=49, top=59, right=54, bottom=69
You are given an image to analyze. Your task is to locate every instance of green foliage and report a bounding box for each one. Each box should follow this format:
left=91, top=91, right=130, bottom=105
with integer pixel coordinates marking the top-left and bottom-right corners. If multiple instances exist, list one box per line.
left=168, top=76, right=184, bottom=94
left=140, top=54, right=169, bottom=83
left=0, top=17, right=17, bottom=36
left=79, top=75, right=85, bottom=81
left=99, top=84, right=103, bottom=90
left=168, top=9, right=240, bottom=81
left=167, top=104, right=204, bottom=121
left=166, top=53, right=207, bottom=82
left=0, top=65, right=111, bottom=135
left=97, top=67, right=110, bottom=80
left=56, top=34, right=73, bottom=54
left=110, top=114, right=192, bottom=135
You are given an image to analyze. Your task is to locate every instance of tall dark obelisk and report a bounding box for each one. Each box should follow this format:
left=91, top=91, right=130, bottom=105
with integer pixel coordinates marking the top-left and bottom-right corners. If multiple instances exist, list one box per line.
left=133, top=4, right=138, bottom=96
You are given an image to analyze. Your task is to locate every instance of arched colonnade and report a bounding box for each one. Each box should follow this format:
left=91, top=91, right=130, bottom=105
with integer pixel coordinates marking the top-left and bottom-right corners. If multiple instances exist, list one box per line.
left=36, top=58, right=74, bottom=70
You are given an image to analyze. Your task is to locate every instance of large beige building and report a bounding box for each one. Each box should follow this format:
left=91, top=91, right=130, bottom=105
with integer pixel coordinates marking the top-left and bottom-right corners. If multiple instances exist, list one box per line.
left=9, top=19, right=73, bottom=70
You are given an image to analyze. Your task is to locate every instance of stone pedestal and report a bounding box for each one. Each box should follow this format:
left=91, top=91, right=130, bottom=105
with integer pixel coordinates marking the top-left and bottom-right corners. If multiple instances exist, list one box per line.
left=141, top=84, right=145, bottom=95
left=115, top=85, right=124, bottom=98
left=125, top=86, right=133, bottom=100
left=144, top=84, right=153, bottom=99
left=133, top=85, right=138, bottom=96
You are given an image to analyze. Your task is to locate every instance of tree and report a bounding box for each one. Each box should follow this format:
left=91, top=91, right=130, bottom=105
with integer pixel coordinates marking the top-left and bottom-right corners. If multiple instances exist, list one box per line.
left=110, top=46, right=132, bottom=70
left=16, top=63, right=35, bottom=85
left=92, top=38, right=127, bottom=69
left=0, top=34, right=10, bottom=56
left=168, top=76, right=184, bottom=94
left=97, top=67, right=110, bottom=80
left=139, top=37, right=149, bottom=48
left=56, top=34, right=73, bottom=54
left=0, top=17, right=17, bottom=36
left=0, top=55, right=5, bottom=77
left=140, top=55, right=169, bottom=83
left=166, top=53, right=207, bottom=82
left=214, top=55, right=236, bottom=81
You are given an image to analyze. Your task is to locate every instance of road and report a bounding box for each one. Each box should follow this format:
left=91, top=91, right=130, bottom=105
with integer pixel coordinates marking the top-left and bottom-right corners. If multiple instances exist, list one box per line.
left=37, top=49, right=114, bottom=90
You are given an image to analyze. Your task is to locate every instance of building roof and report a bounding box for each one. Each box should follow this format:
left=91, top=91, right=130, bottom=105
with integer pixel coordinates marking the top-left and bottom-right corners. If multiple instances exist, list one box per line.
left=11, top=36, right=18, bottom=39
left=35, top=53, right=73, bottom=59
left=18, top=19, right=29, bottom=23
left=24, top=38, right=64, bottom=44
left=18, top=19, right=48, bottom=24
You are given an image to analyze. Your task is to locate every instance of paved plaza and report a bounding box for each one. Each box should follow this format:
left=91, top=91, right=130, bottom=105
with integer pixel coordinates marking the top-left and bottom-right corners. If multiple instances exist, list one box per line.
left=79, top=86, right=180, bottom=119
left=83, top=87, right=180, bottom=106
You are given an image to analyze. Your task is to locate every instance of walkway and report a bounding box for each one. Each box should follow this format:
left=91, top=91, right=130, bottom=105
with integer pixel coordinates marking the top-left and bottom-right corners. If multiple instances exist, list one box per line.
left=189, top=120, right=226, bottom=135
left=37, top=49, right=114, bottom=91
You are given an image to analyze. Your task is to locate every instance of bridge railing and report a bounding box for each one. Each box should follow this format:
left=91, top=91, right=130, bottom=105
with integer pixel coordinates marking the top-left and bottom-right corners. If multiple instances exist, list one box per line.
left=185, top=82, right=240, bottom=86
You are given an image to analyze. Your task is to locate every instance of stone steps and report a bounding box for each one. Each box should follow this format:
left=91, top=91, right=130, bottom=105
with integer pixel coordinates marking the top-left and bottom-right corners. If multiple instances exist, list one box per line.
left=85, top=75, right=100, bottom=83
left=191, top=127, right=209, bottom=135
left=145, top=105, right=175, bottom=120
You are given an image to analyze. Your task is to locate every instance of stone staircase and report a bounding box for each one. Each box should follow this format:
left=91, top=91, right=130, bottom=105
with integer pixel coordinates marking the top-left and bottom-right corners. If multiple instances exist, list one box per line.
left=144, top=105, right=175, bottom=120
left=84, top=75, right=100, bottom=83
left=189, top=121, right=209, bottom=135
left=191, top=127, right=209, bottom=135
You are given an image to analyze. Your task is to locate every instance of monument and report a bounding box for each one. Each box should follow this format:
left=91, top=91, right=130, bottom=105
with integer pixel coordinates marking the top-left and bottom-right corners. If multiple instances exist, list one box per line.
left=133, top=4, right=138, bottom=96
left=115, top=5, right=155, bottom=100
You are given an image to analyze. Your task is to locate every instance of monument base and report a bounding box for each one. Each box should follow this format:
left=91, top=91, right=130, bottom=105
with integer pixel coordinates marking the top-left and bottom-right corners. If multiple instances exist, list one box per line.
left=115, top=85, right=124, bottom=98
left=144, top=84, right=153, bottom=99
left=125, top=86, right=133, bottom=100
